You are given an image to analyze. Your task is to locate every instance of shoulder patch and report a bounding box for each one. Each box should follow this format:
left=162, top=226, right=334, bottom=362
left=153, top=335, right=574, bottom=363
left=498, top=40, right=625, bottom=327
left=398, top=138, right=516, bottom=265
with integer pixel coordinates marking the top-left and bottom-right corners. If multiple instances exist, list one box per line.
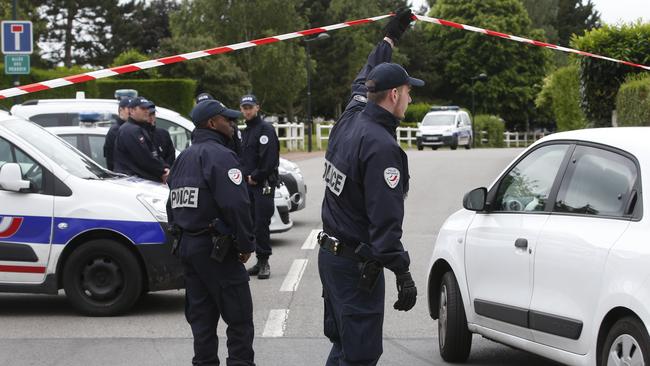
left=259, top=135, right=269, bottom=145
left=228, top=168, right=243, bottom=185
left=353, top=94, right=368, bottom=103
left=138, top=135, right=145, bottom=144
left=384, top=167, right=400, bottom=189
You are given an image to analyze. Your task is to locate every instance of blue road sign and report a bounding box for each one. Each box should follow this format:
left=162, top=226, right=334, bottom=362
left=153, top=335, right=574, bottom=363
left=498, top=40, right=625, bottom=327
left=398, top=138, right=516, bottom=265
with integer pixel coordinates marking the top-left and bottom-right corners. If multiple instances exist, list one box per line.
left=2, top=21, right=33, bottom=55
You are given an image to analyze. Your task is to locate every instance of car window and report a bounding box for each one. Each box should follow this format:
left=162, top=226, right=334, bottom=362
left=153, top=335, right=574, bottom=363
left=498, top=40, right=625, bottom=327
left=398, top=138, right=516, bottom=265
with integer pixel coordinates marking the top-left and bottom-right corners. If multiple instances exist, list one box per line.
left=87, top=135, right=108, bottom=168
left=554, top=146, right=638, bottom=217
left=0, top=137, right=45, bottom=193
left=30, top=113, right=117, bottom=128
left=494, top=144, right=570, bottom=212
left=421, top=114, right=456, bottom=126
left=462, top=113, right=471, bottom=126
left=59, top=134, right=79, bottom=148
left=155, top=117, right=191, bottom=152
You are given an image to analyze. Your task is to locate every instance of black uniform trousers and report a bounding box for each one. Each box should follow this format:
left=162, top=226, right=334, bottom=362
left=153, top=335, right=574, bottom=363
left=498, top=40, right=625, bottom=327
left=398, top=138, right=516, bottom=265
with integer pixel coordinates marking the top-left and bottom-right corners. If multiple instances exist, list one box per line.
left=248, top=186, right=274, bottom=258
left=318, top=248, right=386, bottom=366
left=180, top=235, right=255, bottom=366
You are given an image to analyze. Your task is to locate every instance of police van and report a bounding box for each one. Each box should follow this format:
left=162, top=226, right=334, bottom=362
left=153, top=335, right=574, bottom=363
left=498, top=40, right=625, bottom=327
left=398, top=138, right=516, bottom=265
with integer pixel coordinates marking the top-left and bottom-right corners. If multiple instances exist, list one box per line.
left=416, top=106, right=473, bottom=150
left=0, top=112, right=182, bottom=316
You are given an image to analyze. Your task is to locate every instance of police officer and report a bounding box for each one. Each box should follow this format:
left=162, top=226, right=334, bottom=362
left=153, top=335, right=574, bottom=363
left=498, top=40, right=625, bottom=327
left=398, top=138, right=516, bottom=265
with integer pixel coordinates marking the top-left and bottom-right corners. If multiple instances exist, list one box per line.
left=195, top=92, right=242, bottom=154
left=239, top=94, right=279, bottom=280
left=113, top=96, right=170, bottom=183
left=103, top=96, right=132, bottom=171
left=147, top=104, right=176, bottom=167
left=318, top=8, right=420, bottom=365
left=167, top=99, right=256, bottom=366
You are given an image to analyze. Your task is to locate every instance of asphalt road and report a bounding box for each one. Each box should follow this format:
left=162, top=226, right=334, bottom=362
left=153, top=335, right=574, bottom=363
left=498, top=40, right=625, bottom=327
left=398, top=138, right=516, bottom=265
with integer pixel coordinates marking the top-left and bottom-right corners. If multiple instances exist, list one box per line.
left=0, top=147, right=563, bottom=366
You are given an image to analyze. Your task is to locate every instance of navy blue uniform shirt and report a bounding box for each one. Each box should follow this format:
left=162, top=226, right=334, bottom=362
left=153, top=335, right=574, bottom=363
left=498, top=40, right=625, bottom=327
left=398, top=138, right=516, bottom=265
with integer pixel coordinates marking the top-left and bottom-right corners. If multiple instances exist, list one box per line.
left=240, top=116, right=279, bottom=184
left=151, top=125, right=176, bottom=167
left=104, top=117, right=125, bottom=171
left=113, top=118, right=168, bottom=182
left=321, top=39, right=411, bottom=274
left=166, top=128, right=256, bottom=255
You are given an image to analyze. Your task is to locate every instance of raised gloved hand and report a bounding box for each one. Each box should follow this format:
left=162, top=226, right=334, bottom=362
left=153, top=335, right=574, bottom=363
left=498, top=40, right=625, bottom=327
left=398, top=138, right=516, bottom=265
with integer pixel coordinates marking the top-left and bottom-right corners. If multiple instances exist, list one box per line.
left=393, top=271, right=417, bottom=311
left=384, top=7, right=414, bottom=43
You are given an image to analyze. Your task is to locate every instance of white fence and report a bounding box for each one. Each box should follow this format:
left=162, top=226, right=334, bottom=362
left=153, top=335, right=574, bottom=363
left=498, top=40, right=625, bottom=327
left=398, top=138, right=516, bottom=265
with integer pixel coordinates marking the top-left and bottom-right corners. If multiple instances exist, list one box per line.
left=238, top=123, right=305, bottom=151
left=317, top=124, right=420, bottom=149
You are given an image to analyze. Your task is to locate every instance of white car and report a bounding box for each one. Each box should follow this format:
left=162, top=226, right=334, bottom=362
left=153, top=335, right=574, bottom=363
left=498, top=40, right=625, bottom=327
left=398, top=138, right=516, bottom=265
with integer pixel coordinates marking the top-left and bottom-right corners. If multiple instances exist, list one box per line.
left=279, top=157, right=307, bottom=212
left=0, top=113, right=182, bottom=316
left=427, top=128, right=650, bottom=366
left=416, top=106, right=473, bottom=150
left=11, top=97, right=293, bottom=233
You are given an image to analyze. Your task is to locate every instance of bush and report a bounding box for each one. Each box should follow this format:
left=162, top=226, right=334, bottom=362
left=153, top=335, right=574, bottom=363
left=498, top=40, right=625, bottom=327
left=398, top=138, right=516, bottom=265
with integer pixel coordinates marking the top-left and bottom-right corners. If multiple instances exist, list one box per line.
left=96, top=79, right=196, bottom=116
left=572, top=22, right=650, bottom=127
left=474, top=114, right=505, bottom=147
left=616, top=75, right=650, bottom=126
left=536, top=65, right=588, bottom=131
left=404, top=102, right=431, bottom=123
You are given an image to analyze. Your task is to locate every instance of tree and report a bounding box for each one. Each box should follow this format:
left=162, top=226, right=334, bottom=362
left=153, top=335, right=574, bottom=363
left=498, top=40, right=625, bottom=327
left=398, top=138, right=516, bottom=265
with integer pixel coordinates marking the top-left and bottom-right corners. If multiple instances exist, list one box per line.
left=536, top=65, right=588, bottom=131
left=555, top=0, right=600, bottom=47
left=571, top=22, right=650, bottom=127
left=416, top=0, right=549, bottom=129
left=521, top=0, right=559, bottom=43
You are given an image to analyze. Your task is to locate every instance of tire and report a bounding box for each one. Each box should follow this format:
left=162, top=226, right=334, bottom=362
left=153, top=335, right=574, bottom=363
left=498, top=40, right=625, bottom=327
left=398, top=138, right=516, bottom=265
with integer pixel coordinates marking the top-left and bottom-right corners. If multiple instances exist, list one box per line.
left=431, top=147, right=438, bottom=151
left=417, top=145, right=424, bottom=151
left=465, top=138, right=472, bottom=150
left=63, top=239, right=143, bottom=316
left=599, top=316, right=649, bottom=366
left=438, top=271, right=472, bottom=363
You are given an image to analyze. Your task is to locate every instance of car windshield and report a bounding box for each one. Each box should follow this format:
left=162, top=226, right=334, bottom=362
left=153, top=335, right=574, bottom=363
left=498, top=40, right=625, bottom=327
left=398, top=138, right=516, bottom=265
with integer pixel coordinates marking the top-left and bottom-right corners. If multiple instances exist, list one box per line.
left=4, top=118, right=112, bottom=179
left=422, top=114, right=456, bottom=126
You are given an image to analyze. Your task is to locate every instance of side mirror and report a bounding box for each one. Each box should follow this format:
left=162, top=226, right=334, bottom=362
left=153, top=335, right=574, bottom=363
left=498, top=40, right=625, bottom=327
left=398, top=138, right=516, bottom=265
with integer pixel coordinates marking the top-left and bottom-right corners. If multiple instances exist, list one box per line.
left=463, top=187, right=487, bottom=211
left=0, top=163, right=31, bottom=192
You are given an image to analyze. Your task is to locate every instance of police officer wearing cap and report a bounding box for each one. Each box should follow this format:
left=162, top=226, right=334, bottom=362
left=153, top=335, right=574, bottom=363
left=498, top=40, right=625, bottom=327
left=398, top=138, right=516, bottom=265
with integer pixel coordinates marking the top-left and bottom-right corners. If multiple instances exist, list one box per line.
left=239, top=94, right=279, bottom=280
left=147, top=104, right=176, bottom=167
left=114, top=96, right=170, bottom=183
left=167, top=99, right=256, bottom=366
left=318, top=8, right=420, bottom=365
left=195, top=93, right=242, bottom=155
left=104, top=96, right=132, bottom=171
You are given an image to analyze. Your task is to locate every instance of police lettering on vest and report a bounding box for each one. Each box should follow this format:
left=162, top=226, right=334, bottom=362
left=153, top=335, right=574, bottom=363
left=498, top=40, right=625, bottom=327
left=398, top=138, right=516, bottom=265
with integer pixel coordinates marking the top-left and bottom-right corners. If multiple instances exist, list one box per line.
left=323, top=160, right=346, bottom=196
left=170, top=187, right=199, bottom=208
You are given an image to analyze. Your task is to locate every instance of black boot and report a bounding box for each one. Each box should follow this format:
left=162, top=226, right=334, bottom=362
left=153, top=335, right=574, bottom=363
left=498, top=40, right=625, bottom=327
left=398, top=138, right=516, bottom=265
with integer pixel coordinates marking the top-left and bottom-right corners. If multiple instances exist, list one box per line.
left=258, top=258, right=270, bottom=280
left=247, top=261, right=260, bottom=276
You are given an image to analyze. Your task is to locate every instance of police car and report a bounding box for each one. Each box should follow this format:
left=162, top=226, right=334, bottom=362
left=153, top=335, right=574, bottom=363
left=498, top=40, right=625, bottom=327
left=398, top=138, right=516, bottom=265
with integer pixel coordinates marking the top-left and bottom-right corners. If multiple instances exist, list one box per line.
left=416, top=106, right=473, bottom=150
left=11, top=96, right=294, bottom=233
left=278, top=158, right=307, bottom=212
left=427, top=128, right=650, bottom=366
left=0, top=112, right=182, bottom=316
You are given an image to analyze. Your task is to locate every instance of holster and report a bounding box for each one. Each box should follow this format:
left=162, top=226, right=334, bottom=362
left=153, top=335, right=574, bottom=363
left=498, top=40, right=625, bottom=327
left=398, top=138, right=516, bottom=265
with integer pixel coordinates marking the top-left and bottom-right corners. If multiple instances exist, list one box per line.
left=210, top=233, right=234, bottom=263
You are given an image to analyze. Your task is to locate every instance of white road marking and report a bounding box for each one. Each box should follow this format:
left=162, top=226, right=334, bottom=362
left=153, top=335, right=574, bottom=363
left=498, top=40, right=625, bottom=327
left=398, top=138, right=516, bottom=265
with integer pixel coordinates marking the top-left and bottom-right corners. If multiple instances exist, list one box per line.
left=280, top=259, right=308, bottom=292
left=301, top=229, right=320, bottom=250
left=262, top=309, right=290, bottom=337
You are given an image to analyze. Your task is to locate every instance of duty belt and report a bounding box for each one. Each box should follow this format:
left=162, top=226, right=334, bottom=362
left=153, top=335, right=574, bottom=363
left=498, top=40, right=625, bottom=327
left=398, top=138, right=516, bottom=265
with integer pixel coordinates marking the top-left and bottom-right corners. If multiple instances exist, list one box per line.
left=317, top=231, right=365, bottom=262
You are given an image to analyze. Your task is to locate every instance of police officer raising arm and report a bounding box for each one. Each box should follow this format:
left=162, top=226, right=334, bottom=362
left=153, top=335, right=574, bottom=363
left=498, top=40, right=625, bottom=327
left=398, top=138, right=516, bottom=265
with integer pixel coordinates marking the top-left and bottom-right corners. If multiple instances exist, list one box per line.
left=239, top=95, right=279, bottom=280
left=318, top=8, right=421, bottom=365
left=166, top=99, right=257, bottom=366
left=113, top=97, right=170, bottom=183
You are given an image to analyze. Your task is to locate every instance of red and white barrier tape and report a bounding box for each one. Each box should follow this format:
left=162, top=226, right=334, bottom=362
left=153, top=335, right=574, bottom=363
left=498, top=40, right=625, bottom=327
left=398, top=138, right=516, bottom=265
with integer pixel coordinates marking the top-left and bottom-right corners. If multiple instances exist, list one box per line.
left=0, top=15, right=390, bottom=100
left=0, top=13, right=647, bottom=100
left=414, top=14, right=650, bottom=71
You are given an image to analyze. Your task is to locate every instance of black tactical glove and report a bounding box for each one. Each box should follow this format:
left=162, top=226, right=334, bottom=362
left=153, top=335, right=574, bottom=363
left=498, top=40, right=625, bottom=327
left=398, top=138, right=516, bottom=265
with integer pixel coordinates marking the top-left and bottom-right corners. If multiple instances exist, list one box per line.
left=393, top=271, right=417, bottom=311
left=384, top=7, right=414, bottom=44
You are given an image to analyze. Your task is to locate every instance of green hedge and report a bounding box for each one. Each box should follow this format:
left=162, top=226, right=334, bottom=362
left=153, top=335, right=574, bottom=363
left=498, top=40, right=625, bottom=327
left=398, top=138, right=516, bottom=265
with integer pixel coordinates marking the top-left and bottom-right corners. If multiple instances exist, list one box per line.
left=474, top=114, right=505, bottom=147
left=404, top=103, right=431, bottom=123
left=96, top=79, right=196, bottom=116
left=536, top=65, right=588, bottom=132
left=616, top=75, right=650, bottom=126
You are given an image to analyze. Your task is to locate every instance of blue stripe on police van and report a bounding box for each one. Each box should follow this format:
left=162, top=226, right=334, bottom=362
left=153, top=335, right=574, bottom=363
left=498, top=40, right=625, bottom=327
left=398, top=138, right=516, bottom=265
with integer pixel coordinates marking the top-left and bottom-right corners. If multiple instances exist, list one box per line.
left=53, top=217, right=165, bottom=245
left=0, top=215, right=51, bottom=244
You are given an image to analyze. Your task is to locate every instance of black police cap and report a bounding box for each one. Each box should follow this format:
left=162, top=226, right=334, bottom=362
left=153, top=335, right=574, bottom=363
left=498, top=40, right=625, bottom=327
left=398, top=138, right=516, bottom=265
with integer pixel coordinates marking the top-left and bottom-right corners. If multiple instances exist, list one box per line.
left=128, top=96, right=154, bottom=109
left=118, top=97, right=132, bottom=108
left=365, top=63, right=424, bottom=92
left=240, top=94, right=258, bottom=106
left=195, top=92, right=214, bottom=104
left=191, top=100, right=241, bottom=126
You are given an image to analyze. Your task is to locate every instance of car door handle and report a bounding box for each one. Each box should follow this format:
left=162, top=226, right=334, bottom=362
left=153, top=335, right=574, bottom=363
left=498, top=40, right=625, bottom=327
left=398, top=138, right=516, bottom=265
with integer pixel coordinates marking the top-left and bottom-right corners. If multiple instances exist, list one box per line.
left=514, top=238, right=528, bottom=249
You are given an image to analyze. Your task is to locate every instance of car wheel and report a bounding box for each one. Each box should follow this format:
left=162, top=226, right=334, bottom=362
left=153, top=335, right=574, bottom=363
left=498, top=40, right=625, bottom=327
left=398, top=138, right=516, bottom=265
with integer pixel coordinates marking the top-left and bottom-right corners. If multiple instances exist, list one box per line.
left=600, top=316, right=649, bottom=366
left=417, top=145, right=424, bottom=151
left=63, top=239, right=143, bottom=316
left=465, top=138, right=472, bottom=150
left=439, top=271, right=472, bottom=362
left=431, top=147, right=438, bottom=151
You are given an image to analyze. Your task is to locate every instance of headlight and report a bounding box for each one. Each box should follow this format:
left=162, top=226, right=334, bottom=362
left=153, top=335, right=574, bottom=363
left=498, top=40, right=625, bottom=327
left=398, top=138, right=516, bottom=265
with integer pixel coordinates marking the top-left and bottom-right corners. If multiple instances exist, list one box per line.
left=137, top=194, right=168, bottom=222
left=443, top=128, right=453, bottom=135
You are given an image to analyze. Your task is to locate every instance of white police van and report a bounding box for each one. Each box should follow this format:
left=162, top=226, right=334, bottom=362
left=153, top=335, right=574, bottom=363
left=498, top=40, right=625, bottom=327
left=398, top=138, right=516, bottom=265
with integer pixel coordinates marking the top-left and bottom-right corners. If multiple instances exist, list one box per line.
left=416, top=106, right=473, bottom=150
left=11, top=94, right=295, bottom=232
left=0, top=112, right=182, bottom=316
